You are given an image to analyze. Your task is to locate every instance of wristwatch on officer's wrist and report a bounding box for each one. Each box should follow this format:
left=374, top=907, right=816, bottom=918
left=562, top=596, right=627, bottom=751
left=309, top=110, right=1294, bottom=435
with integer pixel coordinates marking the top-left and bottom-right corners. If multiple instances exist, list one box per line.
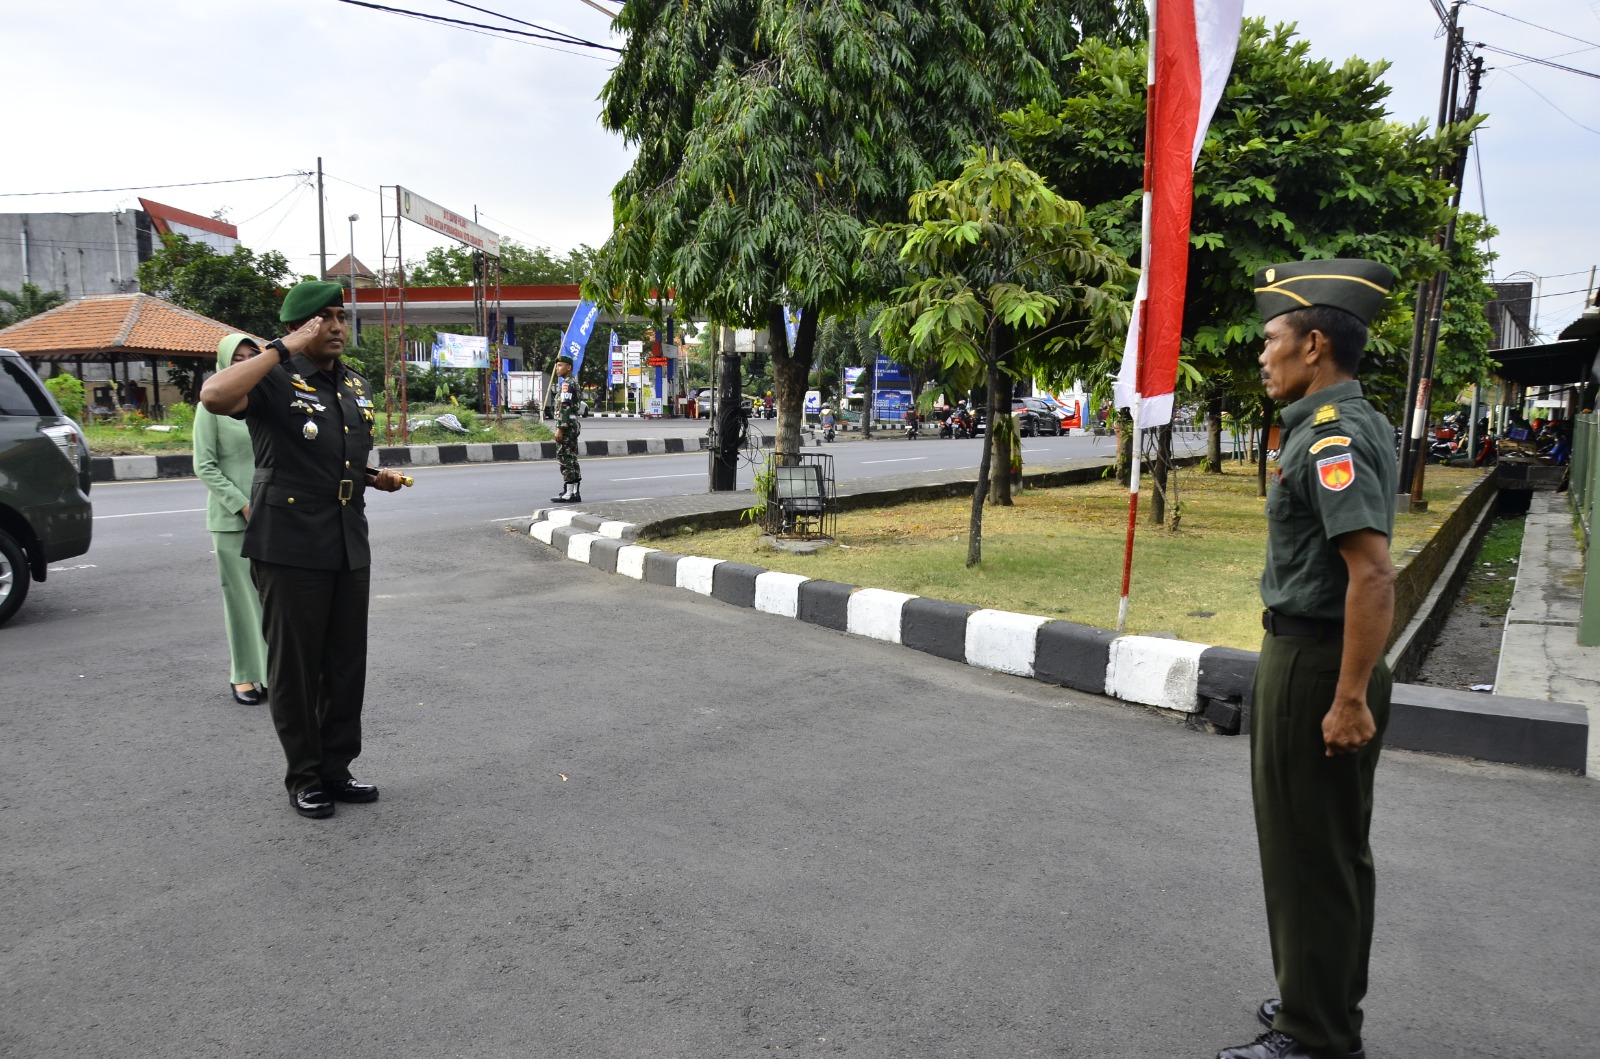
left=266, top=339, right=292, bottom=365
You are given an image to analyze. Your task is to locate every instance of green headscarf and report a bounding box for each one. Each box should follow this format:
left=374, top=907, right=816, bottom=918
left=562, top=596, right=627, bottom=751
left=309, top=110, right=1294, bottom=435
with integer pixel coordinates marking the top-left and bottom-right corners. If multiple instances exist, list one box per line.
left=217, top=333, right=263, bottom=374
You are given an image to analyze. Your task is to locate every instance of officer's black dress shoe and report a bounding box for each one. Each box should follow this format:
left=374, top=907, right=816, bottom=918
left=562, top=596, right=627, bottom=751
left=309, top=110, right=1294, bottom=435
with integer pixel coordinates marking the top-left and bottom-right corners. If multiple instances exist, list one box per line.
left=291, top=788, right=335, bottom=818
left=231, top=684, right=262, bottom=705
left=1217, top=1029, right=1364, bottom=1059
left=1257, top=998, right=1281, bottom=1029
left=327, top=777, right=379, bottom=803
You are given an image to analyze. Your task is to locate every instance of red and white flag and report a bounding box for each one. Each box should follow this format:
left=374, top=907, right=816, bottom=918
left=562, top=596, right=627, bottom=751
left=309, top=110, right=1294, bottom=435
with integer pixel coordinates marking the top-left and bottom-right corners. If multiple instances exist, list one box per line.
left=1114, top=0, right=1244, bottom=428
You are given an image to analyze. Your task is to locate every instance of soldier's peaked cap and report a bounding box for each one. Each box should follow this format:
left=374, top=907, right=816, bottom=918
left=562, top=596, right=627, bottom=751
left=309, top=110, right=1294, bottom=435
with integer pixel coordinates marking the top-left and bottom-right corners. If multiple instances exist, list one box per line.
left=1252, top=258, right=1396, bottom=327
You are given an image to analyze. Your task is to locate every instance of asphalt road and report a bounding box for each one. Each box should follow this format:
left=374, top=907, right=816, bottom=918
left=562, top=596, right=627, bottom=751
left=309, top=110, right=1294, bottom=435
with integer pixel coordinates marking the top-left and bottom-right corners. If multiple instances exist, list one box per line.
left=4, top=451, right=1596, bottom=1059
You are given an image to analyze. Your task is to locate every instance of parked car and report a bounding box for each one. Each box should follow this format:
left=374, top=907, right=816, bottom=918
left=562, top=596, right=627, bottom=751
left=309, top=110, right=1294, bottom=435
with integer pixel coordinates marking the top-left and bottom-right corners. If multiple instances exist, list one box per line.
left=1012, top=396, right=1065, bottom=437
left=0, top=349, right=93, bottom=626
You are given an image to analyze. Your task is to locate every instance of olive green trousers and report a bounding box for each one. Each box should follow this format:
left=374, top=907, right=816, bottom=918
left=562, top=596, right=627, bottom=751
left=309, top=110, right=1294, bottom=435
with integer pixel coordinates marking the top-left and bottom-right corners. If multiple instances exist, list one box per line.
left=1251, top=632, right=1391, bottom=1057
left=212, top=530, right=268, bottom=686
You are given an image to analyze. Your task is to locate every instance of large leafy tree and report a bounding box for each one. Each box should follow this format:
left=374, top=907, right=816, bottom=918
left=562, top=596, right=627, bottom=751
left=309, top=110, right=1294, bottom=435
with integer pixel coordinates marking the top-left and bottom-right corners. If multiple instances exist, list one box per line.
left=867, top=149, right=1132, bottom=567
left=137, top=234, right=291, bottom=339
left=588, top=0, right=1139, bottom=461
left=1010, top=20, right=1479, bottom=473
left=136, top=234, right=293, bottom=402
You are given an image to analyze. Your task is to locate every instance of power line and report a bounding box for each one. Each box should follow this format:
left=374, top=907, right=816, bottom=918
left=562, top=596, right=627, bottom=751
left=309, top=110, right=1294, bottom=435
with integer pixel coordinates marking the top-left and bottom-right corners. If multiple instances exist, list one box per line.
left=0, top=172, right=309, bottom=199
left=440, top=0, right=593, bottom=47
left=352, top=2, right=613, bottom=62
left=1475, top=42, right=1600, bottom=80
left=235, top=176, right=315, bottom=226
left=1466, top=2, right=1600, bottom=51
left=334, top=0, right=621, bottom=52
left=1497, top=66, right=1600, bottom=134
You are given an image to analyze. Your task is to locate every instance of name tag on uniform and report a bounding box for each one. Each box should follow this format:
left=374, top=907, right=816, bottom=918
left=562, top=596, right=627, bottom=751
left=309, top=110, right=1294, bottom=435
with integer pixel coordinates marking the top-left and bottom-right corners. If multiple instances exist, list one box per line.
left=356, top=398, right=374, bottom=409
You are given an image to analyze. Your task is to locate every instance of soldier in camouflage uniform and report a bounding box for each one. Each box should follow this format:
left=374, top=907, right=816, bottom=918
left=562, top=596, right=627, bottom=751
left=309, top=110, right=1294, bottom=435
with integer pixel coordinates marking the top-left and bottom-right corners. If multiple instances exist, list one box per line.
left=550, top=354, right=582, bottom=503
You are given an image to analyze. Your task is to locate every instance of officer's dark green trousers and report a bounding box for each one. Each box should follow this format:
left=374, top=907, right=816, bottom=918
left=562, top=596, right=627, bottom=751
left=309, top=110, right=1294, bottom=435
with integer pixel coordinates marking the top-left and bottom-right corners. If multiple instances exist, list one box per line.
left=252, top=560, right=370, bottom=795
left=1251, top=632, right=1391, bottom=1057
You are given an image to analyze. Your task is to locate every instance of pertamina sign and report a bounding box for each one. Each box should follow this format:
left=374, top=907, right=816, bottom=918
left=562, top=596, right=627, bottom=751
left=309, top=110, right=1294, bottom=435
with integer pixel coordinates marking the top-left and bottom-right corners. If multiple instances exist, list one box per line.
left=398, top=186, right=501, bottom=257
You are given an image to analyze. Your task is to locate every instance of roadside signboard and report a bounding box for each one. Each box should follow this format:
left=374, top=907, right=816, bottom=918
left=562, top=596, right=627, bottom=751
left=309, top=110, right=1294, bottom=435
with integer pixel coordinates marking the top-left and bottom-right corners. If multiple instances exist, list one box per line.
left=398, top=186, right=500, bottom=257
left=432, top=332, right=490, bottom=369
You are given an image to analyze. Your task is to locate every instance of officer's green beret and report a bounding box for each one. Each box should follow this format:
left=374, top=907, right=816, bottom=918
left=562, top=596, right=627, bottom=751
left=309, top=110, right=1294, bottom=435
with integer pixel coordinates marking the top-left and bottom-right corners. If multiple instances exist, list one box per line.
left=1253, top=259, right=1397, bottom=326
left=279, top=280, right=346, bottom=324
left=555, top=353, right=575, bottom=365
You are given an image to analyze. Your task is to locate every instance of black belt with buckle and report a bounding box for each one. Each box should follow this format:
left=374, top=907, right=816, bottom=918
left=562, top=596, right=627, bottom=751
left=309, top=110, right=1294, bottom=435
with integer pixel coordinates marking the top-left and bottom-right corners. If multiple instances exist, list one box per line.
left=1262, top=609, right=1344, bottom=639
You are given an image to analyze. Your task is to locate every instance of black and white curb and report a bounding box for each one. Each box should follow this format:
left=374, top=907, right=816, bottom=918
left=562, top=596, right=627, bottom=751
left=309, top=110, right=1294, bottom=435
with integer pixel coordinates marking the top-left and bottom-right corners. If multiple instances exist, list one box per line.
left=529, top=508, right=1590, bottom=774
left=530, top=509, right=1235, bottom=718
left=90, top=435, right=716, bottom=483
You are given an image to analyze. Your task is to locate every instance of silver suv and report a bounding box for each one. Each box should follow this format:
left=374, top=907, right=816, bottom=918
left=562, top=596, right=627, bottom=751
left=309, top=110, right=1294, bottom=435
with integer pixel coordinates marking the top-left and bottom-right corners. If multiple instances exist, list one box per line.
left=0, top=349, right=92, bottom=626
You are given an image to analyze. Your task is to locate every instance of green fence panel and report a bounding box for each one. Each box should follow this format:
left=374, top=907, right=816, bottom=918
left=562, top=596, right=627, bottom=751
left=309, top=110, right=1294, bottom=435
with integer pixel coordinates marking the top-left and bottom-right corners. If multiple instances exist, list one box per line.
left=1579, top=414, right=1599, bottom=646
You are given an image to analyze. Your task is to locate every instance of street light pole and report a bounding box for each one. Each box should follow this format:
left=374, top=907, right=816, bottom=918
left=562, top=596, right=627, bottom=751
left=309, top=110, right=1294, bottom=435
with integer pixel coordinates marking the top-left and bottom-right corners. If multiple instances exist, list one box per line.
left=348, top=213, right=360, bottom=348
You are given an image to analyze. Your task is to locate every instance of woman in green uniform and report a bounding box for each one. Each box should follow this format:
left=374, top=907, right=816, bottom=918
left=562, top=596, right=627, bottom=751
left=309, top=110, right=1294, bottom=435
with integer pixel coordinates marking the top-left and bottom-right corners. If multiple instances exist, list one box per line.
left=194, top=334, right=270, bottom=704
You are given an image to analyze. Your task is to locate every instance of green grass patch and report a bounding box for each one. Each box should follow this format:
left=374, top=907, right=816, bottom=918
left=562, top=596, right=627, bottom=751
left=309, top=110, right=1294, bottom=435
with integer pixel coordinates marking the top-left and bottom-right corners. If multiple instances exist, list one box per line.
left=1461, top=516, right=1524, bottom=617
left=672, top=462, right=1487, bottom=649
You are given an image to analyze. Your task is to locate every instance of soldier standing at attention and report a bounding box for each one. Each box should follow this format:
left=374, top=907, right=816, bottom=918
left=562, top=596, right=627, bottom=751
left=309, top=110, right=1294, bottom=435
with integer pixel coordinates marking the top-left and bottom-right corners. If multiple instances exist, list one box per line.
left=549, top=353, right=582, bottom=503
left=1217, top=259, right=1398, bottom=1059
left=200, top=280, right=408, bottom=820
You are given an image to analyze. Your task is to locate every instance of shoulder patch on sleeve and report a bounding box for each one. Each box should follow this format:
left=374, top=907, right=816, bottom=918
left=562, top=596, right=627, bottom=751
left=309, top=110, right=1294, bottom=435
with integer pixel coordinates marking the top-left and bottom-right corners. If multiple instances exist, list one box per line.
left=1316, top=453, right=1356, bottom=492
left=1313, top=404, right=1340, bottom=426
left=1309, top=435, right=1352, bottom=454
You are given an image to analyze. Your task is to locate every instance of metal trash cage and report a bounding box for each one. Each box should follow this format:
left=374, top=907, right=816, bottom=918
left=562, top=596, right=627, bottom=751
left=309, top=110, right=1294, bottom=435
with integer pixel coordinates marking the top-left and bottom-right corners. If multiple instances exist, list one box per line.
left=759, top=451, right=837, bottom=540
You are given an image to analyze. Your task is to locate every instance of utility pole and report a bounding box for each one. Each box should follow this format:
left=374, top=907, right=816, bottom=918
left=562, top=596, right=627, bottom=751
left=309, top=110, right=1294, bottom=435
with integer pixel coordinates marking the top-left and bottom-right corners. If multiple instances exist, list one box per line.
left=710, top=326, right=742, bottom=490
left=316, top=157, right=327, bottom=280
left=1408, top=51, right=1484, bottom=510
left=1398, top=0, right=1464, bottom=503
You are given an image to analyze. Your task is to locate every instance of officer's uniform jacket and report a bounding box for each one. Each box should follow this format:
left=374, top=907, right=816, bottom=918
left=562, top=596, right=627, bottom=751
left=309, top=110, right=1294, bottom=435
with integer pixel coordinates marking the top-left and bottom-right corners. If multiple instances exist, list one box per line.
left=1262, top=379, right=1396, bottom=623
left=238, top=353, right=378, bottom=571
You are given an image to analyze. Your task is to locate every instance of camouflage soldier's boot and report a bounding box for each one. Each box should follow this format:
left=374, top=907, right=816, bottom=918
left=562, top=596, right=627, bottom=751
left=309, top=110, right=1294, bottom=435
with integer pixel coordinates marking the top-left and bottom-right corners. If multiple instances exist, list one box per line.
left=550, top=483, right=572, bottom=503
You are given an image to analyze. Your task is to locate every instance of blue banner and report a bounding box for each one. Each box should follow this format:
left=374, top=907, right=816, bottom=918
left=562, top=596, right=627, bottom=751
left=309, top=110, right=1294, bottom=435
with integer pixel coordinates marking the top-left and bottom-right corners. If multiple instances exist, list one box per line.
left=560, top=300, right=600, bottom=376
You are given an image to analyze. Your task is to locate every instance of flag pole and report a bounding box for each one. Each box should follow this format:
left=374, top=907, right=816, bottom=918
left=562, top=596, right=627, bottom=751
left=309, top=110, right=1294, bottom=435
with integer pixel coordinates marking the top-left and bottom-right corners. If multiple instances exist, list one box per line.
left=1118, top=2, right=1159, bottom=634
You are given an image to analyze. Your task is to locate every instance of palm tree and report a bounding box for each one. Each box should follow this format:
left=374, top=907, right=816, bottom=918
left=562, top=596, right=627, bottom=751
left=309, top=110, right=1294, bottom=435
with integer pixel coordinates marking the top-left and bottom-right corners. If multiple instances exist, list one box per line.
left=0, top=283, right=66, bottom=328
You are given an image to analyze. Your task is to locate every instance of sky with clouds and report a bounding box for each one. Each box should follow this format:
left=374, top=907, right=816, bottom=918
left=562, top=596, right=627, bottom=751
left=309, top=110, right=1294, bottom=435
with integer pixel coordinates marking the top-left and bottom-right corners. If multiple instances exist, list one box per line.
left=4, top=0, right=1596, bottom=336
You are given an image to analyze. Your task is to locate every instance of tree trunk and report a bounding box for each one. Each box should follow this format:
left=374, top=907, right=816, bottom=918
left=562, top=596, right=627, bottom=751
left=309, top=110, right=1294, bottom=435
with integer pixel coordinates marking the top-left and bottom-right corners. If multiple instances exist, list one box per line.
left=767, top=303, right=813, bottom=466
left=1204, top=388, right=1224, bottom=473
left=989, top=369, right=1014, bottom=505
left=1150, top=422, right=1172, bottom=525
left=1116, top=412, right=1133, bottom=487
left=967, top=335, right=999, bottom=568
left=1257, top=397, right=1275, bottom=499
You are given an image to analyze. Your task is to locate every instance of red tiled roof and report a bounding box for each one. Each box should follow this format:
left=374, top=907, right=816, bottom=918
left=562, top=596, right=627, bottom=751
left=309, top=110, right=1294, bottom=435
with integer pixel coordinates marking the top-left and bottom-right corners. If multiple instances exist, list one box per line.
left=0, top=294, right=261, bottom=361
left=325, top=254, right=377, bottom=280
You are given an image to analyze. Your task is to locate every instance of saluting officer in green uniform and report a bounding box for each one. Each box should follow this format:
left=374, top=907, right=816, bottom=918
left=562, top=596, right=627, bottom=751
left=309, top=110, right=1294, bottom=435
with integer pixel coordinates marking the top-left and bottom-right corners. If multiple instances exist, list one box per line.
left=200, top=280, right=408, bottom=820
left=549, top=353, right=582, bottom=503
left=1217, top=259, right=1398, bottom=1059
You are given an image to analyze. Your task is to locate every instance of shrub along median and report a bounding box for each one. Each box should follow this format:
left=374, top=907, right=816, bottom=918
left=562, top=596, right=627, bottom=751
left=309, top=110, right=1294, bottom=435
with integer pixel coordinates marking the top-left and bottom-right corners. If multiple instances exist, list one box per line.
left=673, top=463, right=1486, bottom=650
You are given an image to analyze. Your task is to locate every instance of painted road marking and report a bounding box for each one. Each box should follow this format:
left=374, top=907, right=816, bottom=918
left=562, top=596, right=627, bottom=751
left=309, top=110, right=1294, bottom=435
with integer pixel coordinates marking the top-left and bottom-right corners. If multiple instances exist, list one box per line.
left=610, top=473, right=703, bottom=482
left=94, top=508, right=205, bottom=519
left=859, top=457, right=928, bottom=465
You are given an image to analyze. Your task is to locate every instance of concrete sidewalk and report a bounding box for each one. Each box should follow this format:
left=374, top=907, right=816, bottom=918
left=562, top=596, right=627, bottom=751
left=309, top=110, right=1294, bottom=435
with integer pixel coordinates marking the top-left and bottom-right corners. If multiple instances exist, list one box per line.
left=1495, top=492, right=1600, bottom=775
